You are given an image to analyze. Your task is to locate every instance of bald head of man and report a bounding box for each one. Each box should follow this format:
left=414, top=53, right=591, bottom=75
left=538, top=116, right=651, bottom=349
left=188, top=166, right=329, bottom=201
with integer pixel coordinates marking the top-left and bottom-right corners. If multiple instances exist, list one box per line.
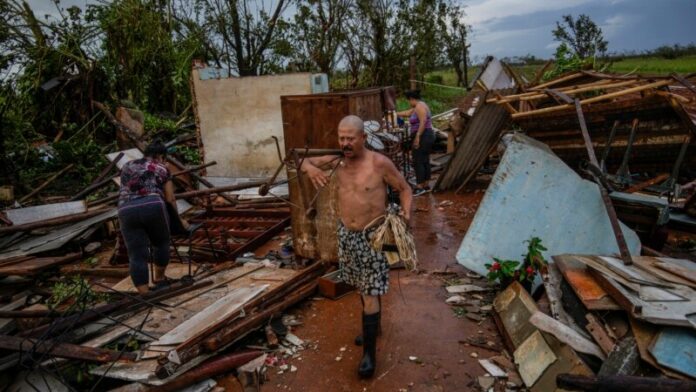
left=338, top=115, right=367, bottom=159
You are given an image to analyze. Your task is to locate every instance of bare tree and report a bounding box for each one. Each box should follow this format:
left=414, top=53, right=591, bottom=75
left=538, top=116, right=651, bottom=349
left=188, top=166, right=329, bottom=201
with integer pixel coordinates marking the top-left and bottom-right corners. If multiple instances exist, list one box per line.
left=198, top=0, right=290, bottom=76
left=289, top=0, right=351, bottom=76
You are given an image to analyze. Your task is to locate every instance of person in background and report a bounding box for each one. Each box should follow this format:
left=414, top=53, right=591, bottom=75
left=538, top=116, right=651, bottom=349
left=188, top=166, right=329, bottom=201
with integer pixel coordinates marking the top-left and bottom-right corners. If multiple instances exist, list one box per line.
left=397, top=90, right=436, bottom=196
left=117, top=140, right=187, bottom=294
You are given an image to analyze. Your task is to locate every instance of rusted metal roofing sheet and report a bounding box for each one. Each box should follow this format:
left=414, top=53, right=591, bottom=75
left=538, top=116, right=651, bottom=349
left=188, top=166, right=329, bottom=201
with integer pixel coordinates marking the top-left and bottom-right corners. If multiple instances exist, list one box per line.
left=434, top=90, right=512, bottom=191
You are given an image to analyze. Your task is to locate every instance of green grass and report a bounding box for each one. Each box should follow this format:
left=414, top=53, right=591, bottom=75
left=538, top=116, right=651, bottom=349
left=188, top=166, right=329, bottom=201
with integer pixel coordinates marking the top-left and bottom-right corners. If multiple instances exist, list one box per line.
left=608, top=55, right=696, bottom=75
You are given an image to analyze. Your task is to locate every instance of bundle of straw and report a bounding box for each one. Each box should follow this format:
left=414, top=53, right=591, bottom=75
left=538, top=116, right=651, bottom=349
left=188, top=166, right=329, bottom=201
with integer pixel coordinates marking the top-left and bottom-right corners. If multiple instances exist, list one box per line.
left=369, top=204, right=418, bottom=272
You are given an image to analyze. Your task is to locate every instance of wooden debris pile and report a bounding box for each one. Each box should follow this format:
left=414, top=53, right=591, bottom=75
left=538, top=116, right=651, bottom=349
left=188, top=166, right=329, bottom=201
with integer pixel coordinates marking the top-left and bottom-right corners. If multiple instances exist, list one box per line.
left=482, top=253, right=696, bottom=392
left=437, top=70, right=696, bottom=194
left=0, top=102, right=334, bottom=391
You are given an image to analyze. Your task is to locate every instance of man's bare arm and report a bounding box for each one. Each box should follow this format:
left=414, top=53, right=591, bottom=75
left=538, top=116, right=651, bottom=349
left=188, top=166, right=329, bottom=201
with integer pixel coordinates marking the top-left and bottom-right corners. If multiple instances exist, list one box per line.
left=378, top=155, right=413, bottom=221
left=299, top=155, right=342, bottom=189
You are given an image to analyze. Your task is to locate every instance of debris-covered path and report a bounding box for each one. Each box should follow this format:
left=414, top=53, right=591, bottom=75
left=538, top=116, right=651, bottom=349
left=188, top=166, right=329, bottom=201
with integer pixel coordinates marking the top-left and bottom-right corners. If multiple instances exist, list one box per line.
left=267, top=190, right=499, bottom=391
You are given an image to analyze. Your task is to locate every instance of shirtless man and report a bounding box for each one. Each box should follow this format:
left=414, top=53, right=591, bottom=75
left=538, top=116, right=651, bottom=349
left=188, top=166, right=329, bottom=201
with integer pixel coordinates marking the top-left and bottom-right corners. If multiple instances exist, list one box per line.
left=301, top=115, right=413, bottom=378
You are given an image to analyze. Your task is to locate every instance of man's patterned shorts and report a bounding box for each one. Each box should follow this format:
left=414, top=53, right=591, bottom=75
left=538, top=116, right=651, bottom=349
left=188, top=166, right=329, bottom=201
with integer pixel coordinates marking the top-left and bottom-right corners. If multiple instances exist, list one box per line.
left=337, top=220, right=389, bottom=296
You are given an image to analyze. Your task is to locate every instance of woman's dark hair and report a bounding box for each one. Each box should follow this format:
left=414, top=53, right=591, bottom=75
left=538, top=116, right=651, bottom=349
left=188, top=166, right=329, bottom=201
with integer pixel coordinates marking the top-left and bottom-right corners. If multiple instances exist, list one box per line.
left=144, top=140, right=167, bottom=158
left=404, top=90, right=421, bottom=100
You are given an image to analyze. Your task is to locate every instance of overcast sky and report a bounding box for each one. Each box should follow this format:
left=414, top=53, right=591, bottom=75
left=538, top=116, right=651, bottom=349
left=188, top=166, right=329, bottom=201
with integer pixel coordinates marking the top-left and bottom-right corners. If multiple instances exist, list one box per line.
left=462, top=0, right=696, bottom=60
left=28, top=0, right=696, bottom=60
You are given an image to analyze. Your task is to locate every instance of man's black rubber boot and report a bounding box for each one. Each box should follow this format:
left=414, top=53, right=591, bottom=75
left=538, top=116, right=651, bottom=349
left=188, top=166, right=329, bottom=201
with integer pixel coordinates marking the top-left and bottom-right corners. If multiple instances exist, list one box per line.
left=354, top=311, right=380, bottom=346
left=358, top=312, right=379, bottom=378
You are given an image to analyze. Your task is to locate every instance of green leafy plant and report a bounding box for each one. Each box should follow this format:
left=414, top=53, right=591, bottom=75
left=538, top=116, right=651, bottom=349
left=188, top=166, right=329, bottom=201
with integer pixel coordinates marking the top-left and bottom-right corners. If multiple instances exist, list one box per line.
left=485, top=237, right=548, bottom=286
left=484, top=258, right=521, bottom=283
left=48, top=276, right=108, bottom=311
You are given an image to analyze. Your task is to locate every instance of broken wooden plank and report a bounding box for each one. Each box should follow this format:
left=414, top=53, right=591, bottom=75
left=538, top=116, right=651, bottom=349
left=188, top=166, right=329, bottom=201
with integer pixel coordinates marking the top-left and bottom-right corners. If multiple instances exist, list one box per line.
left=0, top=334, right=136, bottom=362
left=654, top=260, right=696, bottom=285
left=554, top=255, right=620, bottom=310
left=478, top=358, right=507, bottom=378
left=529, top=311, right=606, bottom=359
left=151, top=285, right=268, bottom=347
left=585, top=314, right=615, bottom=355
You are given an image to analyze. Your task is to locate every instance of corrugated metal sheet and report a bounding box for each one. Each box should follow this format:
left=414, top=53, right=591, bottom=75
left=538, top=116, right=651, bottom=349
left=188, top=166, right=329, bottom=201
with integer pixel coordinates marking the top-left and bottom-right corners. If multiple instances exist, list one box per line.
left=456, top=134, right=641, bottom=276
left=434, top=90, right=512, bottom=191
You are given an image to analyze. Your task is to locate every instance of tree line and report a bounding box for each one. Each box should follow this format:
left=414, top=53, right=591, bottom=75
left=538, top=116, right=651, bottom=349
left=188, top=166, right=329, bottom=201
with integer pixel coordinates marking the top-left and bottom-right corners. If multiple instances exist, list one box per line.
left=0, top=0, right=470, bottom=194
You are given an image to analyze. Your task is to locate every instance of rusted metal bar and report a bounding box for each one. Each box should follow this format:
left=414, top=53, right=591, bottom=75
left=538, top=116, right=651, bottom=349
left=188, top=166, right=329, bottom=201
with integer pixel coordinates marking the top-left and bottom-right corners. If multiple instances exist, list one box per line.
left=557, top=374, right=696, bottom=392
left=259, top=161, right=286, bottom=196
left=152, top=351, right=263, bottom=392
left=166, top=156, right=237, bottom=205
left=575, top=100, right=633, bottom=266
left=171, top=161, right=217, bottom=177
left=164, top=133, right=197, bottom=148
left=92, top=152, right=124, bottom=184
left=289, top=148, right=343, bottom=158
left=665, top=135, right=691, bottom=189
left=600, top=120, right=620, bottom=172
left=19, top=164, right=75, bottom=204
left=0, top=208, right=111, bottom=235
left=228, top=217, right=290, bottom=260
left=175, top=180, right=269, bottom=200
left=70, top=175, right=119, bottom=201
left=0, top=334, right=136, bottom=363
left=624, top=173, right=670, bottom=193
left=616, top=118, right=640, bottom=179
left=87, top=193, right=119, bottom=207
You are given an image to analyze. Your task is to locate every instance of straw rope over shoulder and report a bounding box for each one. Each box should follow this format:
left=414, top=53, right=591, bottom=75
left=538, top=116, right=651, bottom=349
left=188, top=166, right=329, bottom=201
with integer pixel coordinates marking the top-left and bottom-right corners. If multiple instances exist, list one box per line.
left=365, top=204, right=418, bottom=272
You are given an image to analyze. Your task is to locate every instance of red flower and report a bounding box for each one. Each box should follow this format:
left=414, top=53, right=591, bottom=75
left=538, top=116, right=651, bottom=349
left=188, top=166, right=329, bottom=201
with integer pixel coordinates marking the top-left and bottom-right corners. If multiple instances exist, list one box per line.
left=526, top=266, right=534, bottom=275
left=491, top=262, right=501, bottom=271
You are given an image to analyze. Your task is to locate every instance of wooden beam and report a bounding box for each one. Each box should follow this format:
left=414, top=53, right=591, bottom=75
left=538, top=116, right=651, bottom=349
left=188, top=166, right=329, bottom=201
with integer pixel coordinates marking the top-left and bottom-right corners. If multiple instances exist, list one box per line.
left=532, top=72, right=584, bottom=89
left=556, top=374, right=696, bottom=392
left=0, top=334, right=136, bottom=363
left=624, top=173, right=670, bottom=193
left=152, top=351, right=264, bottom=392
left=490, top=80, right=638, bottom=104
left=512, top=79, right=673, bottom=119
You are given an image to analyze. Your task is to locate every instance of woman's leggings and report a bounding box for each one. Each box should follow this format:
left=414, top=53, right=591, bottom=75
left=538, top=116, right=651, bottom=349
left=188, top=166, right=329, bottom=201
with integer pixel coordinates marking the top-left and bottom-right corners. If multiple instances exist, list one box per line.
left=413, top=129, right=435, bottom=184
left=117, top=195, right=170, bottom=287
